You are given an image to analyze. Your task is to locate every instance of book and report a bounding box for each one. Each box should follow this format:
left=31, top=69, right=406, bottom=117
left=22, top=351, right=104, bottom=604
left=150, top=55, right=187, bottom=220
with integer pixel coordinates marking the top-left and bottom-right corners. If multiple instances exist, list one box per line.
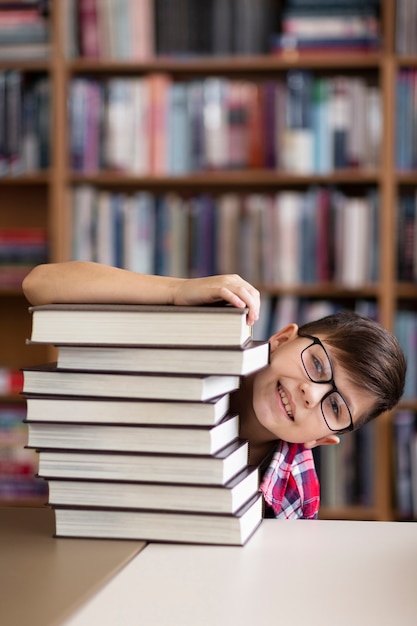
left=37, top=439, right=249, bottom=485
left=0, top=403, right=47, bottom=501
left=282, top=70, right=314, bottom=173
left=22, top=363, right=240, bottom=402
left=410, top=428, right=417, bottom=519
left=52, top=492, right=263, bottom=545
left=26, top=413, right=239, bottom=455
left=24, top=393, right=231, bottom=426
left=393, top=409, right=415, bottom=519
left=77, top=0, right=100, bottom=58
left=28, top=303, right=252, bottom=347
left=167, top=82, right=190, bottom=174
left=0, top=367, right=23, bottom=395
left=55, top=340, right=269, bottom=376
left=47, top=465, right=260, bottom=514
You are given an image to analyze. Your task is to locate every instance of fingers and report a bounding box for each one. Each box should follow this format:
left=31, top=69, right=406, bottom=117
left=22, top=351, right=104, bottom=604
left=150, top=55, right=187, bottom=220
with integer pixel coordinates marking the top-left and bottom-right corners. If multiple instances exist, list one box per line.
left=217, top=276, right=261, bottom=326
left=173, top=274, right=261, bottom=326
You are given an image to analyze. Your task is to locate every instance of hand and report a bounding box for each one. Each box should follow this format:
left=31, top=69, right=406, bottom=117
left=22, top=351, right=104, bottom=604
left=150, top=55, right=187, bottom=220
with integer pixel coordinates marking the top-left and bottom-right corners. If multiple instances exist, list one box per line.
left=172, top=274, right=261, bottom=326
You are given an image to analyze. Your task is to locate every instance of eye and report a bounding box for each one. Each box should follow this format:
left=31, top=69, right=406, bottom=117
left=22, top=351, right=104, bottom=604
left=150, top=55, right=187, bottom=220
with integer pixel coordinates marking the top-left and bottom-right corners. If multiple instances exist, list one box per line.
left=329, top=395, right=340, bottom=419
left=311, top=354, right=325, bottom=379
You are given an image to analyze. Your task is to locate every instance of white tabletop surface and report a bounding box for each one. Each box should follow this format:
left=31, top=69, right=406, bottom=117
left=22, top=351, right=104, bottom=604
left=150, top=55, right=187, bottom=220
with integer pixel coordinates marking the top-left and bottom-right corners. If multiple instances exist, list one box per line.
left=63, top=519, right=417, bottom=626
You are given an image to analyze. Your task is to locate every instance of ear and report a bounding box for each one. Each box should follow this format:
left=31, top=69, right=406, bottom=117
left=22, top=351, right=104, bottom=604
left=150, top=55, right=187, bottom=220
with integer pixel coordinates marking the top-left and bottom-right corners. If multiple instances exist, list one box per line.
left=269, top=323, right=299, bottom=353
left=303, top=434, right=340, bottom=450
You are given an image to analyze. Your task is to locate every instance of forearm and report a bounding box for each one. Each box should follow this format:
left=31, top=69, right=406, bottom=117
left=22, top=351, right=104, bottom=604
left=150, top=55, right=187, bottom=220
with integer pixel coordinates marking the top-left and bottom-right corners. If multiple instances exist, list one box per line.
left=22, top=262, right=260, bottom=325
left=22, top=261, right=182, bottom=306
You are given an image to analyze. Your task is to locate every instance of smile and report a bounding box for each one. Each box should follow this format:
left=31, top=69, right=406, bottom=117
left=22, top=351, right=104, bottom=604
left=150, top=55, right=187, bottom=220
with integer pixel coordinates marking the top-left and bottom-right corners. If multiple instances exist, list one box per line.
left=278, top=383, right=294, bottom=421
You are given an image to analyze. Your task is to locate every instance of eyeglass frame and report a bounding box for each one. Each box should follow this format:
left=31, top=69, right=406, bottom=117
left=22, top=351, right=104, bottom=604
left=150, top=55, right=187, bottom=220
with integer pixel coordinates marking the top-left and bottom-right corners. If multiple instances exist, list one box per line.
left=298, top=332, right=354, bottom=434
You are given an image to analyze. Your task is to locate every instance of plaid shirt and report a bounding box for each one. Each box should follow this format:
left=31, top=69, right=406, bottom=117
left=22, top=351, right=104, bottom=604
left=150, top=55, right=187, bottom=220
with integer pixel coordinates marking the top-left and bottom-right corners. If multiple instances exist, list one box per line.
left=259, top=440, right=320, bottom=519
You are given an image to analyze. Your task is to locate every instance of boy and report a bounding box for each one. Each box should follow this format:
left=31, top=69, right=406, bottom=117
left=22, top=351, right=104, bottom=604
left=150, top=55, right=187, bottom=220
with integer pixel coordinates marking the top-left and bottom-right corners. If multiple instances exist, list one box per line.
left=22, top=261, right=406, bottom=519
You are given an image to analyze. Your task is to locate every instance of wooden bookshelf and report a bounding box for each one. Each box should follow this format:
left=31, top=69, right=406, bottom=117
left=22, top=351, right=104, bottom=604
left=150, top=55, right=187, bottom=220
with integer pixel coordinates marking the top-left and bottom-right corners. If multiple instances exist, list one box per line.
left=1, top=0, right=416, bottom=519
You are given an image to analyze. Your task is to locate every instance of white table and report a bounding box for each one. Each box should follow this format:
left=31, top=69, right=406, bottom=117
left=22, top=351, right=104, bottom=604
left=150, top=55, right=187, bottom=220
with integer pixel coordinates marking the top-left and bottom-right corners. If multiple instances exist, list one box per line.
left=63, top=519, right=417, bottom=626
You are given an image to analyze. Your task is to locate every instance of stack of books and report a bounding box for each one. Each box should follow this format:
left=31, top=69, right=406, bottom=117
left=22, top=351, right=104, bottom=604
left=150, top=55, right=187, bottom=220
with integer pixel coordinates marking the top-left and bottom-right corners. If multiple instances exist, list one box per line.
left=23, top=303, right=269, bottom=545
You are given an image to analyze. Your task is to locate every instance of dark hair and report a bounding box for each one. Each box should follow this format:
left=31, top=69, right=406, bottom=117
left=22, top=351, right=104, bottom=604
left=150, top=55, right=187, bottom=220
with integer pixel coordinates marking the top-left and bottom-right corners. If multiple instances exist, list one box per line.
left=298, top=310, right=406, bottom=429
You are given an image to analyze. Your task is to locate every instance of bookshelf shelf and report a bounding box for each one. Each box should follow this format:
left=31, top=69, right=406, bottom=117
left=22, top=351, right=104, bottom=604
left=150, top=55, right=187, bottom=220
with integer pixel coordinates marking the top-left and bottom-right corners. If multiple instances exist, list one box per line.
left=0, top=289, right=30, bottom=297
left=257, top=283, right=381, bottom=298
left=319, top=505, right=379, bottom=521
left=396, top=284, right=417, bottom=298
left=69, top=170, right=381, bottom=188
left=0, top=60, right=51, bottom=71
left=396, top=56, right=417, bottom=68
left=396, top=172, right=417, bottom=184
left=0, top=174, right=51, bottom=186
left=1, top=0, right=415, bottom=520
left=67, top=53, right=382, bottom=75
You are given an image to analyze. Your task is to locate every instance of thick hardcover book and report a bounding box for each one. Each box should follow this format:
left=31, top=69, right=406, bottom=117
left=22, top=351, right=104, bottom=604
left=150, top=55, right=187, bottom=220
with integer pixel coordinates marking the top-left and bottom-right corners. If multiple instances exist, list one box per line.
left=47, top=465, right=260, bottom=515
left=52, top=492, right=263, bottom=546
left=28, top=303, right=252, bottom=347
left=22, top=363, right=240, bottom=402
left=26, top=413, right=239, bottom=455
left=37, top=439, right=249, bottom=485
left=24, top=393, right=231, bottom=427
left=55, top=340, right=269, bottom=376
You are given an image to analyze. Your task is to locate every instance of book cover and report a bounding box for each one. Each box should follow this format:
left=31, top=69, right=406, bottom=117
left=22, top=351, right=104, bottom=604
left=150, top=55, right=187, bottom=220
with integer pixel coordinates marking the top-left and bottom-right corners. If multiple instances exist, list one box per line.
left=393, top=409, right=415, bottom=519
left=123, top=191, right=156, bottom=274
left=167, top=82, right=190, bottom=174
left=149, top=73, right=170, bottom=175
left=202, top=77, right=228, bottom=170
left=77, top=0, right=100, bottom=58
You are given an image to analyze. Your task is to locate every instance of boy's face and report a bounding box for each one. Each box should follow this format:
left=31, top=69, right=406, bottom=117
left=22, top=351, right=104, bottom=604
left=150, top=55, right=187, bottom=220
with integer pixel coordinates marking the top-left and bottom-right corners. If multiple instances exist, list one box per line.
left=252, top=324, right=376, bottom=449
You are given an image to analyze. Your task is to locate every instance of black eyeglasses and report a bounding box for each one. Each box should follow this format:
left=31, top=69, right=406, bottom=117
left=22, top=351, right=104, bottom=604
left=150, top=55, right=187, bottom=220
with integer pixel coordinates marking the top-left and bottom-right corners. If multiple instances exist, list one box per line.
left=299, top=332, right=354, bottom=434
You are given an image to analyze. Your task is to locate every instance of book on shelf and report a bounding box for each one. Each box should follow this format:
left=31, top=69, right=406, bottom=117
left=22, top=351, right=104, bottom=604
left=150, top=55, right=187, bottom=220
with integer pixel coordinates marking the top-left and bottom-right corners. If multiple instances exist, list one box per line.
left=0, top=403, right=47, bottom=501
left=77, top=0, right=100, bottom=58
left=393, top=409, right=415, bottom=519
left=27, top=303, right=252, bottom=347
left=275, top=0, right=381, bottom=54
left=168, top=82, right=191, bottom=174
left=0, top=226, right=48, bottom=287
left=22, top=363, right=240, bottom=402
left=54, top=340, right=270, bottom=376
left=0, top=2, right=50, bottom=59
left=36, top=439, right=250, bottom=486
left=24, top=393, right=231, bottom=427
left=0, top=368, right=24, bottom=396
left=66, top=73, right=381, bottom=177
left=47, top=465, right=260, bottom=515
left=282, top=70, right=314, bottom=174
left=396, top=0, right=417, bottom=56
left=0, top=71, right=50, bottom=176
left=273, top=34, right=380, bottom=54
left=52, top=491, right=263, bottom=546
left=410, top=427, right=417, bottom=519
left=202, top=77, right=228, bottom=170
left=26, top=413, right=239, bottom=455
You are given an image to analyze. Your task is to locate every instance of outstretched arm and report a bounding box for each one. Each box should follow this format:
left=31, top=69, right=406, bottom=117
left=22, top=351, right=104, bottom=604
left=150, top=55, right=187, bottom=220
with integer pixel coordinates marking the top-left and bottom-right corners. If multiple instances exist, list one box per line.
left=22, top=262, right=261, bottom=325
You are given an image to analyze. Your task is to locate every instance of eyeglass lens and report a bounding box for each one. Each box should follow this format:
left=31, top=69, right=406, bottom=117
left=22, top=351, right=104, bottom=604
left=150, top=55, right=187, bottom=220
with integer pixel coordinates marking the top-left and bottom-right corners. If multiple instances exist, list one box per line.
left=302, top=343, right=352, bottom=431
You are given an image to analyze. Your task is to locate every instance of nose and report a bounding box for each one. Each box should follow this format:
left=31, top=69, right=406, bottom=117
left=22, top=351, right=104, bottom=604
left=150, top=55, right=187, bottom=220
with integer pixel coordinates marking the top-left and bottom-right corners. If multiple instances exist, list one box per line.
left=300, top=380, right=331, bottom=407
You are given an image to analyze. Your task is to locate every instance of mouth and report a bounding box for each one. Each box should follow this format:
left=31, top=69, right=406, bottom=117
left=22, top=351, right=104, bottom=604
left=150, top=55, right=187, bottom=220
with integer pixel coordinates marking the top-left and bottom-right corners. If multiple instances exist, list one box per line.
left=278, top=383, right=294, bottom=421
